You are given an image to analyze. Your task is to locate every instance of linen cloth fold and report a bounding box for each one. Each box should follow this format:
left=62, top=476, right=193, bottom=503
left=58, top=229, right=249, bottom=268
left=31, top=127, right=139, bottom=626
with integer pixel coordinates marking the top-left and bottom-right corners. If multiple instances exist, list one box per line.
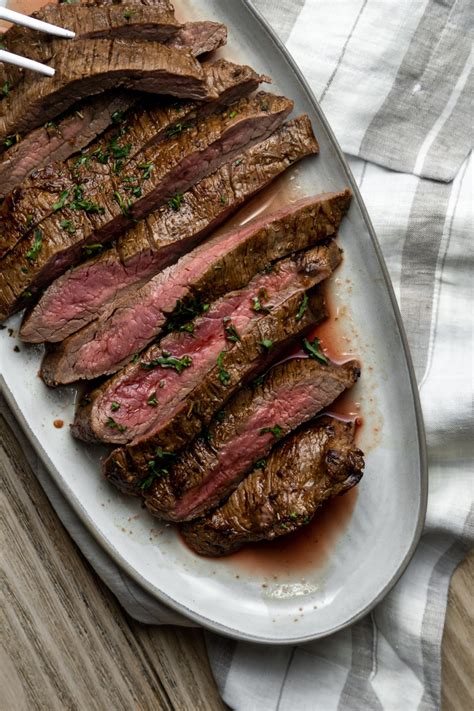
left=3, top=0, right=473, bottom=709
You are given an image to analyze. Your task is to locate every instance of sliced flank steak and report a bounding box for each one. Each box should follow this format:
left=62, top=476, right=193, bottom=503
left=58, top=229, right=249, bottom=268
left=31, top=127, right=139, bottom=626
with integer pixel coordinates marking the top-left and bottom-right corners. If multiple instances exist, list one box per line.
left=0, top=25, right=228, bottom=199
left=0, top=92, right=291, bottom=320
left=0, top=94, right=137, bottom=201
left=103, top=290, right=329, bottom=497
left=39, top=190, right=351, bottom=384
left=0, top=59, right=265, bottom=256
left=73, top=241, right=341, bottom=446
left=21, top=115, right=318, bottom=343
left=0, top=39, right=214, bottom=143
left=142, top=357, right=361, bottom=521
left=182, top=417, right=364, bottom=556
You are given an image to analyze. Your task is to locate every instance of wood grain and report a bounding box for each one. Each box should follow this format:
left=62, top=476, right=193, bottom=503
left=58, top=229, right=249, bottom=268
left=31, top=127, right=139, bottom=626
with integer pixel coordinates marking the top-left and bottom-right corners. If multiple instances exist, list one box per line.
left=0, top=396, right=225, bottom=711
left=0, top=393, right=471, bottom=710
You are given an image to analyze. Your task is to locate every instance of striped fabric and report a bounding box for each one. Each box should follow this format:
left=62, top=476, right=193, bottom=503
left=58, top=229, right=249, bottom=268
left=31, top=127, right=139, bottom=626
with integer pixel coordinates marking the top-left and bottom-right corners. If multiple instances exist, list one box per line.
left=5, top=1, right=472, bottom=709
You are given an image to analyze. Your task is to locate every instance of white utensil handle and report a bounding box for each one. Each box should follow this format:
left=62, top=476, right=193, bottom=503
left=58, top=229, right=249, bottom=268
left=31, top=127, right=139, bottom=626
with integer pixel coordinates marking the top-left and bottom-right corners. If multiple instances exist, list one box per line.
left=0, top=7, right=75, bottom=38
left=0, top=48, right=55, bottom=76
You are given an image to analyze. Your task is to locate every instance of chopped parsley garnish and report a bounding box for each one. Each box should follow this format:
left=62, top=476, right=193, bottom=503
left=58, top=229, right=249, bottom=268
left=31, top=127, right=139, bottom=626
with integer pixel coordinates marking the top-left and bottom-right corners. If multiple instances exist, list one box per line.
left=105, top=417, right=127, bottom=432
left=224, top=322, right=241, bottom=343
left=165, top=122, right=194, bottom=139
left=259, top=424, right=283, bottom=439
left=217, top=351, right=231, bottom=386
left=74, top=154, right=90, bottom=169
left=302, top=337, right=329, bottom=365
left=71, top=185, right=104, bottom=214
left=22, top=290, right=33, bottom=299
left=1, top=82, right=10, bottom=97
left=258, top=339, right=273, bottom=351
left=110, top=401, right=121, bottom=411
left=254, top=459, right=267, bottom=470
left=220, top=195, right=227, bottom=204
left=52, top=189, right=70, bottom=212
left=229, top=110, right=237, bottom=119
left=82, top=243, right=104, bottom=257
left=45, top=120, right=57, bottom=129
left=295, top=293, right=309, bottom=321
left=168, top=193, right=184, bottom=211
left=131, top=353, right=140, bottom=365
left=25, top=229, right=43, bottom=262
left=60, top=219, right=76, bottom=234
left=234, top=158, right=243, bottom=166
left=289, top=512, right=298, bottom=521
left=147, top=392, right=158, bottom=407
left=123, top=10, right=136, bottom=20
left=111, top=110, right=125, bottom=124
left=138, top=161, right=154, bottom=180
left=140, top=354, right=192, bottom=373
left=113, top=190, right=131, bottom=217
left=141, top=448, right=176, bottom=489
left=251, top=289, right=271, bottom=313
left=3, top=134, right=20, bottom=148
left=166, top=297, right=209, bottom=334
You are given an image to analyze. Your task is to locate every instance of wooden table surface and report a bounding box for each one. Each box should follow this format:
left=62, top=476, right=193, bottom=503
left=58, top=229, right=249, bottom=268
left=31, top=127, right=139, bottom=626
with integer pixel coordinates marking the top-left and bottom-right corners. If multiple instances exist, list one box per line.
left=1, top=394, right=472, bottom=710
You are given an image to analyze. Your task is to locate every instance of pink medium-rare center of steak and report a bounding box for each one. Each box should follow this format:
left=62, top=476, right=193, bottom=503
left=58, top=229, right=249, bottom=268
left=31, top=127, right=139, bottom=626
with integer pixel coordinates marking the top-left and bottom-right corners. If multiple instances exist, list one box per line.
left=88, top=245, right=337, bottom=443
left=145, top=358, right=361, bottom=521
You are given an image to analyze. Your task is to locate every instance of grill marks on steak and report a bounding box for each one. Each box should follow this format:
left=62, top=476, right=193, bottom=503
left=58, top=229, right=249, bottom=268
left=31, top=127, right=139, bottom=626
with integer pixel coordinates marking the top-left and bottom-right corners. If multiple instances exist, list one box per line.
left=141, top=358, right=361, bottom=521
left=103, top=291, right=328, bottom=496
left=73, top=241, right=341, bottom=446
left=38, top=190, right=351, bottom=384
left=181, top=417, right=364, bottom=556
left=0, top=39, right=212, bottom=143
left=0, top=59, right=265, bottom=257
left=0, top=92, right=290, bottom=320
left=0, top=94, right=137, bottom=201
left=20, top=115, right=318, bottom=343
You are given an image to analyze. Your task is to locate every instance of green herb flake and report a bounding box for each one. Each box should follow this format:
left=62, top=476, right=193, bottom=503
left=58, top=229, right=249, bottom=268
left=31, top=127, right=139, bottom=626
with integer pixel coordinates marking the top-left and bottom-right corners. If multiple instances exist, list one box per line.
left=165, top=122, right=194, bottom=139
left=168, top=193, right=184, bottom=212
left=140, top=354, right=192, bottom=374
left=52, top=189, right=69, bottom=212
left=302, top=337, right=329, bottom=365
left=258, top=339, right=273, bottom=351
left=228, top=110, right=237, bottom=119
left=1, top=82, right=10, bottom=97
left=22, top=290, right=33, bottom=299
left=25, top=229, right=43, bottom=262
left=110, top=401, right=121, bottom=412
left=147, top=392, right=158, bottom=407
left=220, top=195, right=227, bottom=205
left=82, top=243, right=104, bottom=257
left=71, top=185, right=105, bottom=214
left=113, top=190, right=131, bottom=217
left=224, top=322, right=241, bottom=343
left=131, top=353, right=140, bottom=365
left=105, top=417, right=127, bottom=432
left=123, top=10, right=136, bottom=20
left=289, top=512, right=298, bottom=521
left=138, top=161, right=154, bottom=180
left=216, top=351, right=231, bottom=386
left=111, top=110, right=125, bottom=125
left=254, top=459, right=267, bottom=470
left=259, top=424, right=283, bottom=439
left=251, top=289, right=271, bottom=313
left=60, top=219, right=76, bottom=234
left=234, top=158, right=243, bottom=167
left=295, top=293, right=309, bottom=322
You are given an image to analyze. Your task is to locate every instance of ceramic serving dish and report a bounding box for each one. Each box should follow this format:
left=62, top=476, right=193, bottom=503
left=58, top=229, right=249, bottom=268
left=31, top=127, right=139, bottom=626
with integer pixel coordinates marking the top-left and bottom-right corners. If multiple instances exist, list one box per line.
left=0, top=0, right=427, bottom=643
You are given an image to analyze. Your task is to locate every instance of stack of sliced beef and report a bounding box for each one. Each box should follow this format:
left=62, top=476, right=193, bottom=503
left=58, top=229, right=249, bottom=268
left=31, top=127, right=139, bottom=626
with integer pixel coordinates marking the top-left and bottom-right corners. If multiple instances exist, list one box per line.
left=0, top=1, right=364, bottom=556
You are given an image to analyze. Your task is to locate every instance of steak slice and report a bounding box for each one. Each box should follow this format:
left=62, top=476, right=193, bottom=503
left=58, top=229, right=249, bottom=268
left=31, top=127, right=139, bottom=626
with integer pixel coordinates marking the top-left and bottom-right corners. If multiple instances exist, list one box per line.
left=103, top=290, right=329, bottom=497
left=39, top=190, right=351, bottom=384
left=0, top=24, right=228, bottom=199
left=21, top=115, right=318, bottom=343
left=0, top=92, right=290, bottom=320
left=181, top=417, right=364, bottom=556
left=0, top=59, right=265, bottom=257
left=167, top=22, right=227, bottom=57
left=73, top=241, right=341, bottom=445
left=0, top=39, right=212, bottom=143
left=142, top=357, right=361, bottom=521
left=0, top=94, right=136, bottom=201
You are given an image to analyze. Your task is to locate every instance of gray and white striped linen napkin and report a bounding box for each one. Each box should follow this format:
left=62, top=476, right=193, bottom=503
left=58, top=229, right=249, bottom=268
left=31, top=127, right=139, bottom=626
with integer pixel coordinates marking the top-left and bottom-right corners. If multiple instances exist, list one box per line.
left=8, top=1, right=472, bottom=709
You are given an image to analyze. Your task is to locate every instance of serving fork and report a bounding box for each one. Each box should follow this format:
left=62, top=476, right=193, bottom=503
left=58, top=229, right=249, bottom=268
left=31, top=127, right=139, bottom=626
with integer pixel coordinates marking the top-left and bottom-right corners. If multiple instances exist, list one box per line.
left=0, top=6, right=75, bottom=77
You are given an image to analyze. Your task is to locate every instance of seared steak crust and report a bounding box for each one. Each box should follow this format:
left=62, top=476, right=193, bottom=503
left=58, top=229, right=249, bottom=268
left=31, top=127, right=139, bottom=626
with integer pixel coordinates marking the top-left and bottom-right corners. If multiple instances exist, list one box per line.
left=0, top=59, right=265, bottom=257
left=103, top=291, right=329, bottom=496
left=39, top=190, right=350, bottom=384
left=142, top=358, right=361, bottom=521
left=20, top=115, right=319, bottom=343
left=0, top=39, right=211, bottom=143
left=181, top=417, right=364, bottom=556
left=0, top=92, right=290, bottom=320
